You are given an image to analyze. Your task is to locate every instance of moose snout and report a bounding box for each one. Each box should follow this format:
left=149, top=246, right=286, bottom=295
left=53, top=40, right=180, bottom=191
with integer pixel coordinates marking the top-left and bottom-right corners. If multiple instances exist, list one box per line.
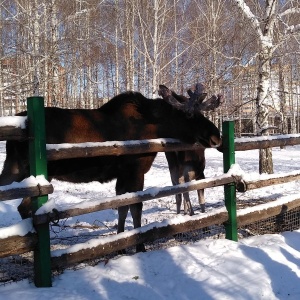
left=210, top=135, right=222, bottom=148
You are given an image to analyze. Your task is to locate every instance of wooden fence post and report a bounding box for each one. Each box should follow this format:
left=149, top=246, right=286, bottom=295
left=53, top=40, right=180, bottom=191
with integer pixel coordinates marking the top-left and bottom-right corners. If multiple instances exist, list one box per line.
left=27, top=96, right=52, bottom=287
left=222, top=121, right=238, bottom=241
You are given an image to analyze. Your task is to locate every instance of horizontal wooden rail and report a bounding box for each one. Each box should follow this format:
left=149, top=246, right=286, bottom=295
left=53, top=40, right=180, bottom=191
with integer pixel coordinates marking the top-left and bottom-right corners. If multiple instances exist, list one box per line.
left=34, top=174, right=237, bottom=225
left=0, top=116, right=27, bottom=141
left=0, top=233, right=37, bottom=258
left=45, top=134, right=300, bottom=161
left=51, top=209, right=228, bottom=269
left=46, top=139, right=206, bottom=160
left=50, top=195, right=300, bottom=268
left=0, top=219, right=37, bottom=258
left=34, top=168, right=300, bottom=225
left=237, top=197, right=300, bottom=226
left=0, top=177, right=53, bottom=201
left=2, top=195, right=300, bottom=262
left=0, top=126, right=27, bottom=141
left=237, top=170, right=300, bottom=192
left=235, top=134, right=300, bottom=151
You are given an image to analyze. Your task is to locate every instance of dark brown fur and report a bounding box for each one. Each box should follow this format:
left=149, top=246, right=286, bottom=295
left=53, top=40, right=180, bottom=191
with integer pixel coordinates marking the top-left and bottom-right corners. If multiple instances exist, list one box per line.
left=165, top=149, right=206, bottom=215
left=164, top=88, right=217, bottom=215
left=0, top=91, right=221, bottom=252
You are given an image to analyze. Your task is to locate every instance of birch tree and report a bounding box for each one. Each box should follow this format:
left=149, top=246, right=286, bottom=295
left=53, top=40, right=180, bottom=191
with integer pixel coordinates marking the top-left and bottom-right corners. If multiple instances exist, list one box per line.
left=233, top=0, right=300, bottom=173
left=135, top=0, right=193, bottom=96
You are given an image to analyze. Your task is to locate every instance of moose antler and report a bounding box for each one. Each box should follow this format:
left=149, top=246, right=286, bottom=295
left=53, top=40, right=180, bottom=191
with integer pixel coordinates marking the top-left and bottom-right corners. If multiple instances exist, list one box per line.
left=198, top=94, right=224, bottom=111
left=158, top=84, right=224, bottom=116
left=187, top=83, right=206, bottom=102
left=158, top=85, right=186, bottom=111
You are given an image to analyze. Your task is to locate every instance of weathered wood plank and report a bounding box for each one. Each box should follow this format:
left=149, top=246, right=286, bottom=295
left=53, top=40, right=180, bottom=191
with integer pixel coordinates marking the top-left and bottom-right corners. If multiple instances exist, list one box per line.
left=1, top=196, right=300, bottom=261
left=237, top=171, right=300, bottom=192
left=46, top=139, right=206, bottom=160
left=0, top=233, right=37, bottom=258
left=51, top=211, right=228, bottom=269
left=45, top=134, right=300, bottom=161
left=237, top=198, right=300, bottom=226
left=34, top=174, right=236, bottom=225
left=0, top=184, right=53, bottom=201
left=0, top=126, right=27, bottom=141
left=235, top=134, right=300, bottom=151
left=50, top=195, right=300, bottom=268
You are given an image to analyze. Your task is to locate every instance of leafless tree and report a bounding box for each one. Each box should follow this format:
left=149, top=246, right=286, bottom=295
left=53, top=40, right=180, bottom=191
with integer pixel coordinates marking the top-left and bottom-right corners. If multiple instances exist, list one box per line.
left=234, top=0, right=300, bottom=173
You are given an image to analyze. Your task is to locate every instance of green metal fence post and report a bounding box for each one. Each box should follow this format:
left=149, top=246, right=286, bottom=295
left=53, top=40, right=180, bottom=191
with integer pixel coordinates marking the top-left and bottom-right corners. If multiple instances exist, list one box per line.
left=222, top=120, right=238, bottom=241
left=27, top=96, right=52, bottom=287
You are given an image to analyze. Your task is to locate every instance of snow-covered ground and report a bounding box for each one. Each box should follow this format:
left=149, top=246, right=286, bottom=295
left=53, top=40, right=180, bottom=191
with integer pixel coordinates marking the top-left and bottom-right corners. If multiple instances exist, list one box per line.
left=0, top=141, right=300, bottom=299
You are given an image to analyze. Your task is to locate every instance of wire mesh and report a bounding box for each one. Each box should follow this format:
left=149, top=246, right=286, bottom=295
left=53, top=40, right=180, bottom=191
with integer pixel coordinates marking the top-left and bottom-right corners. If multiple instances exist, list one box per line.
left=239, top=207, right=300, bottom=237
left=0, top=206, right=299, bottom=285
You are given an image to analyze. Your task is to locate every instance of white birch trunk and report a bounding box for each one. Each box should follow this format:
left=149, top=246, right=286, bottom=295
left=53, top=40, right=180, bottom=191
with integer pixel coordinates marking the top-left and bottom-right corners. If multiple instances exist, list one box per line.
left=50, top=0, right=59, bottom=107
left=234, top=0, right=276, bottom=173
left=114, top=1, right=120, bottom=94
left=256, top=36, right=274, bottom=173
left=152, top=0, right=159, bottom=95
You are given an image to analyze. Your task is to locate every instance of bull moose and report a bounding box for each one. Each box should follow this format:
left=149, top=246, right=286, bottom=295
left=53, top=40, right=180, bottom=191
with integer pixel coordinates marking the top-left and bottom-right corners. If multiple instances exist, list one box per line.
left=161, top=83, right=223, bottom=216
left=0, top=85, right=222, bottom=252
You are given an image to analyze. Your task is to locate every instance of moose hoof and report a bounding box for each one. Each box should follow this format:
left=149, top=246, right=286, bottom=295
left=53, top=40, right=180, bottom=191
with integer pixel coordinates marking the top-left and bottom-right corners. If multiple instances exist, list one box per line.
left=200, top=204, right=206, bottom=213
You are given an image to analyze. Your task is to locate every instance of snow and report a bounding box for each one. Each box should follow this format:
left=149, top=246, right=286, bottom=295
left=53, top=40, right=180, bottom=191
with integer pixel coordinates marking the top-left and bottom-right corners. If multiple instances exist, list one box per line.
left=0, top=219, right=35, bottom=239
left=0, top=175, right=49, bottom=192
left=235, top=133, right=300, bottom=143
left=46, top=138, right=181, bottom=150
left=0, top=116, right=26, bottom=129
left=0, top=141, right=300, bottom=299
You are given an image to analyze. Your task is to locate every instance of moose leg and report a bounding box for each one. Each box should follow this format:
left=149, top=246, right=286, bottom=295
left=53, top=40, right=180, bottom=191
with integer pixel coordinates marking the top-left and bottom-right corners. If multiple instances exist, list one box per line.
left=197, top=171, right=205, bottom=213
left=117, top=205, right=130, bottom=234
left=165, top=152, right=183, bottom=214
left=181, top=171, right=195, bottom=216
left=175, top=193, right=183, bottom=214
left=116, top=205, right=130, bottom=254
left=17, top=197, right=32, bottom=219
left=115, top=165, right=146, bottom=253
left=182, top=192, right=194, bottom=216
left=130, top=202, right=145, bottom=252
left=0, top=140, right=28, bottom=186
left=197, top=188, right=205, bottom=213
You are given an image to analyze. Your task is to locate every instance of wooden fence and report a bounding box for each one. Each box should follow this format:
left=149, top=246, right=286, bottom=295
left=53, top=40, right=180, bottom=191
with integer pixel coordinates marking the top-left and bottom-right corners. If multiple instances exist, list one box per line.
left=0, top=96, right=300, bottom=287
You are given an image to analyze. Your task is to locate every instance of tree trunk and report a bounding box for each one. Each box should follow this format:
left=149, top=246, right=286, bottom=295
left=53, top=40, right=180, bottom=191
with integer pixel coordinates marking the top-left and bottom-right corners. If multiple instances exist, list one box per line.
left=256, top=41, right=274, bottom=174
left=278, top=58, right=288, bottom=134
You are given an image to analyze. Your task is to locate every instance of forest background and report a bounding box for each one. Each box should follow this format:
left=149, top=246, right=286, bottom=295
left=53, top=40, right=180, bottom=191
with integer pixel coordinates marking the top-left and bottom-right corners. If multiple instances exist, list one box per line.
left=0, top=0, right=300, bottom=172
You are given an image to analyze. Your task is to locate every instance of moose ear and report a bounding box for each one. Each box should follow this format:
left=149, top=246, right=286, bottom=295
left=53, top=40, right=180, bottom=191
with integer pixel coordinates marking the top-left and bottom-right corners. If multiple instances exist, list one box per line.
left=158, top=85, right=172, bottom=98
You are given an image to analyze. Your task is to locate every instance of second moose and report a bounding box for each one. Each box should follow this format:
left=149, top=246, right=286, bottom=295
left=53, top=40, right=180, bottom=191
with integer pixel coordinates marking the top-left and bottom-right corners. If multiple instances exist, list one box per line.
left=160, top=83, right=223, bottom=216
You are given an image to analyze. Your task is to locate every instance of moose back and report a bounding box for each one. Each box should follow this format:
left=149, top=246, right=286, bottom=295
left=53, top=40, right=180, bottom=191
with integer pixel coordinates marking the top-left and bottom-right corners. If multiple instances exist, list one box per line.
left=0, top=88, right=221, bottom=252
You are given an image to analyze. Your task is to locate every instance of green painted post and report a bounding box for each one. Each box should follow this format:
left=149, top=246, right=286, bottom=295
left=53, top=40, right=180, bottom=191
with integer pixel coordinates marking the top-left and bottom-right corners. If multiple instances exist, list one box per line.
left=222, top=121, right=238, bottom=241
left=27, top=96, right=52, bottom=287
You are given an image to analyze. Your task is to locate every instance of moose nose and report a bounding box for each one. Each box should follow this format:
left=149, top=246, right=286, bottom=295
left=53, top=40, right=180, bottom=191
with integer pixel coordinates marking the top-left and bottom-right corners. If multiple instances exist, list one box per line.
left=210, top=135, right=222, bottom=148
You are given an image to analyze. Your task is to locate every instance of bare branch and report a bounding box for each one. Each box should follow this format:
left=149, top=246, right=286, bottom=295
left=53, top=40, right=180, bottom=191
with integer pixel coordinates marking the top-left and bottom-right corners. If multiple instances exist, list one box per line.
left=233, top=0, right=263, bottom=38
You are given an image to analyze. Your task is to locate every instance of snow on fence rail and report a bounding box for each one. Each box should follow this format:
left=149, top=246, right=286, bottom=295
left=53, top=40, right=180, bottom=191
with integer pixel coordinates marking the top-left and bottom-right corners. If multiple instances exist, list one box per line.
left=0, top=176, right=53, bottom=201
left=1, top=101, right=300, bottom=287
left=45, top=133, right=300, bottom=160
left=0, top=116, right=27, bottom=140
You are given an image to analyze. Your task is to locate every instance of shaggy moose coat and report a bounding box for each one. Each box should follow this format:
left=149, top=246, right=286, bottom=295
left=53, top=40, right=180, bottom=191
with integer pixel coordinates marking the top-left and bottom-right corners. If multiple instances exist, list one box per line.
left=0, top=89, right=221, bottom=252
